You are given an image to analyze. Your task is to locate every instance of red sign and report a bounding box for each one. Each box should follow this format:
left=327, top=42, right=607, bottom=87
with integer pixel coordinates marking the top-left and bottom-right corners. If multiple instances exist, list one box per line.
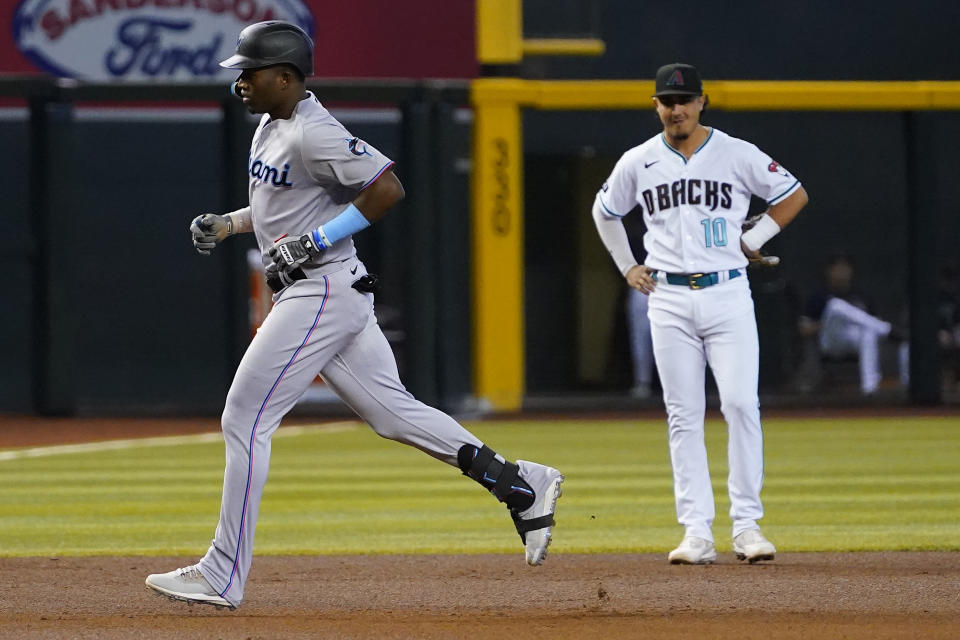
left=3, top=1, right=477, bottom=80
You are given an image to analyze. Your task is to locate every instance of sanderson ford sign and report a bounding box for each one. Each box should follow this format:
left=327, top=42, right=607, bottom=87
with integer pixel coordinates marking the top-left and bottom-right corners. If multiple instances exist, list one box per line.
left=12, top=0, right=315, bottom=81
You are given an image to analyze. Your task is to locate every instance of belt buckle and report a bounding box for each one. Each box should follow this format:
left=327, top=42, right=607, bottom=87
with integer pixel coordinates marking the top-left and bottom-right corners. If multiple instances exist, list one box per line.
left=688, top=273, right=705, bottom=289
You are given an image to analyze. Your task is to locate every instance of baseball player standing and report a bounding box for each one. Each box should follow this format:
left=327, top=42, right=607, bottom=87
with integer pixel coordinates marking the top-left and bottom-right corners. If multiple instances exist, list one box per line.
left=145, top=21, right=563, bottom=609
left=592, top=63, right=808, bottom=564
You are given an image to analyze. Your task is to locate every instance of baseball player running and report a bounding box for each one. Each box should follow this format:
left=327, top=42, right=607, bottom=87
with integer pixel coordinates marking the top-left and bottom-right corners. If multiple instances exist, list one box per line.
left=592, top=63, right=808, bottom=564
left=145, top=21, right=563, bottom=609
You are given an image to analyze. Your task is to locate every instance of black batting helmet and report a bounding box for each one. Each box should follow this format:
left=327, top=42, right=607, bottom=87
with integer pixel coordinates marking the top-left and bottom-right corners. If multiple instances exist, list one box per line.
left=219, top=21, right=314, bottom=78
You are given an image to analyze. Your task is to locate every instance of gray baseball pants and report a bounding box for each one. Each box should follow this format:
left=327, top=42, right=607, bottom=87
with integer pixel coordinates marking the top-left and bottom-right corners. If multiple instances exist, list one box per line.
left=197, top=258, right=481, bottom=606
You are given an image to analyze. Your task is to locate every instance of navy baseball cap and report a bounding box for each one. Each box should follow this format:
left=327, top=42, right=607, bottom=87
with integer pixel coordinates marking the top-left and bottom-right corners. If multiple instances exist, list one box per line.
left=653, top=63, right=703, bottom=97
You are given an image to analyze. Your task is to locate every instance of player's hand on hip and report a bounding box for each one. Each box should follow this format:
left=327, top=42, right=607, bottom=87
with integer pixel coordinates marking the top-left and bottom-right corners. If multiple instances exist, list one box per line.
left=740, top=240, right=781, bottom=267
left=741, top=215, right=781, bottom=267
left=190, top=213, right=232, bottom=255
left=626, top=264, right=656, bottom=295
left=268, top=233, right=323, bottom=273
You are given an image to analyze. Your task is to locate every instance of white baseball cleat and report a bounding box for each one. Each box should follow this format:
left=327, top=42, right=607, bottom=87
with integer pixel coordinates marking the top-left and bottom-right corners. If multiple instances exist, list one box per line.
left=145, top=565, right=235, bottom=610
left=733, top=528, right=776, bottom=563
left=668, top=536, right=718, bottom=565
left=513, top=460, right=564, bottom=566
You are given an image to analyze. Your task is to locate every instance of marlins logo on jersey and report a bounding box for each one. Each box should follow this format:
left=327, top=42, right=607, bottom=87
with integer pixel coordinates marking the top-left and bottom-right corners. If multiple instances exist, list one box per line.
left=347, top=137, right=373, bottom=157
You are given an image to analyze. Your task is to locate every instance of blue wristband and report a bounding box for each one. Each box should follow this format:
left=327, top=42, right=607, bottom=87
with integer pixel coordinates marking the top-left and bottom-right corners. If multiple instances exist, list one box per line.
left=311, top=203, right=370, bottom=250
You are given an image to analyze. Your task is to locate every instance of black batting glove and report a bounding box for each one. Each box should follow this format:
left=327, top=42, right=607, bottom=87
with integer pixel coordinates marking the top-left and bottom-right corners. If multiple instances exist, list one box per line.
left=269, top=233, right=323, bottom=273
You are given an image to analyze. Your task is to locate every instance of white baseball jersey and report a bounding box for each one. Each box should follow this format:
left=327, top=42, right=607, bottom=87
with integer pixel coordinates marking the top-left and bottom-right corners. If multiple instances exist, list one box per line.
left=593, top=125, right=805, bottom=549
left=597, top=128, right=801, bottom=273
left=247, top=92, right=394, bottom=265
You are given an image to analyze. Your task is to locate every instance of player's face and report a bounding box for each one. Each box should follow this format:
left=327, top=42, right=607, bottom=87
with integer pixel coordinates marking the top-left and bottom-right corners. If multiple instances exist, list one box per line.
left=234, top=66, right=287, bottom=114
left=654, top=94, right=705, bottom=141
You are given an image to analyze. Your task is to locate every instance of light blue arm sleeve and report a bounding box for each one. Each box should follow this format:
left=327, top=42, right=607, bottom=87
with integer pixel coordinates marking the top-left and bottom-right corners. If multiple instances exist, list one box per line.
left=311, top=203, right=370, bottom=249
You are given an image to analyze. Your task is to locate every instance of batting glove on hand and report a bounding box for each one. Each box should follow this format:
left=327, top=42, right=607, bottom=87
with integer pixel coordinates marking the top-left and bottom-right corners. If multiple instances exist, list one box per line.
left=269, top=233, right=323, bottom=274
left=190, top=213, right=232, bottom=255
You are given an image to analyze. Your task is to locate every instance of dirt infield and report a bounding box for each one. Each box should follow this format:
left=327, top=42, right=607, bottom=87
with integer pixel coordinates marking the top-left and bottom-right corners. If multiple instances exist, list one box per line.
left=2, top=414, right=958, bottom=639
left=2, top=553, right=958, bottom=639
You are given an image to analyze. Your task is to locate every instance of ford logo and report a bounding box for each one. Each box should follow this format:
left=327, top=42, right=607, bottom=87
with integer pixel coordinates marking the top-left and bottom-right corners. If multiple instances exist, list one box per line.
left=12, top=0, right=314, bottom=81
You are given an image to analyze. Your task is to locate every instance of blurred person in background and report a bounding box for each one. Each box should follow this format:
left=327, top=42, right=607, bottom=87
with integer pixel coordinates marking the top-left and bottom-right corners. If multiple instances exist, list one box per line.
left=624, top=216, right=657, bottom=398
left=797, top=253, right=907, bottom=395
left=936, top=262, right=960, bottom=391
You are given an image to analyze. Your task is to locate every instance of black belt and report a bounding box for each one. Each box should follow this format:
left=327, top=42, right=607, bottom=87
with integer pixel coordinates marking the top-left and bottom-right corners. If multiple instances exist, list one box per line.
left=653, top=269, right=742, bottom=290
left=266, top=267, right=380, bottom=295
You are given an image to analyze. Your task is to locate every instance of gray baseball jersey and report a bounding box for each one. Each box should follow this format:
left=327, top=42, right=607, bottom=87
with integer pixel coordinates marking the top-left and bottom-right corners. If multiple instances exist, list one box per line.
left=196, top=92, right=483, bottom=606
left=246, top=92, right=394, bottom=266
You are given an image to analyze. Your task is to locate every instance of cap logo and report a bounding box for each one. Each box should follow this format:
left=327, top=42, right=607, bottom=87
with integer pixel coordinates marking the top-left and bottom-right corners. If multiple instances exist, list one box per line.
left=667, top=69, right=685, bottom=87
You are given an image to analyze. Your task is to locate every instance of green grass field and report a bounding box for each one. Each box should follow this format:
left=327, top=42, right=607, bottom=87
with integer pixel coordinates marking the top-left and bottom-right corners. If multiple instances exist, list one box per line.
left=0, top=416, right=957, bottom=557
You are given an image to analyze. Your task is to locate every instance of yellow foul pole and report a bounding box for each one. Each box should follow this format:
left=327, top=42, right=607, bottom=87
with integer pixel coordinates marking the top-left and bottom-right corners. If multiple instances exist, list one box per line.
left=472, top=2, right=525, bottom=410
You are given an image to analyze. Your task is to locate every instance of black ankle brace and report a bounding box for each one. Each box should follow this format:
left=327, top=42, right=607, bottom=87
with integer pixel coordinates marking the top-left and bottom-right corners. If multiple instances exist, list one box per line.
left=457, top=444, right=535, bottom=511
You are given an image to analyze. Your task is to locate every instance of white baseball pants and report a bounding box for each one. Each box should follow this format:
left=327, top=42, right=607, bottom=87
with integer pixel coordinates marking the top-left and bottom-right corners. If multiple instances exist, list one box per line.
left=648, top=274, right=764, bottom=542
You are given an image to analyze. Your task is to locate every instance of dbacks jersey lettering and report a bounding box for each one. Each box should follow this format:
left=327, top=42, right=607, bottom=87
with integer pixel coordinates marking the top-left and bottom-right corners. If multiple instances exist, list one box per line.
left=597, top=128, right=800, bottom=274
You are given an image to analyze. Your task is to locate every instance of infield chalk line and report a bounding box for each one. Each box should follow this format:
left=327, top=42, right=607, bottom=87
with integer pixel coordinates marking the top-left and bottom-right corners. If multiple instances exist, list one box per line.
left=0, top=421, right=362, bottom=462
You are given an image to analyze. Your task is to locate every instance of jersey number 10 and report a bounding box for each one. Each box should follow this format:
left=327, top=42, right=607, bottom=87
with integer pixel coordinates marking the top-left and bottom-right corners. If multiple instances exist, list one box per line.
left=700, top=217, right=728, bottom=248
